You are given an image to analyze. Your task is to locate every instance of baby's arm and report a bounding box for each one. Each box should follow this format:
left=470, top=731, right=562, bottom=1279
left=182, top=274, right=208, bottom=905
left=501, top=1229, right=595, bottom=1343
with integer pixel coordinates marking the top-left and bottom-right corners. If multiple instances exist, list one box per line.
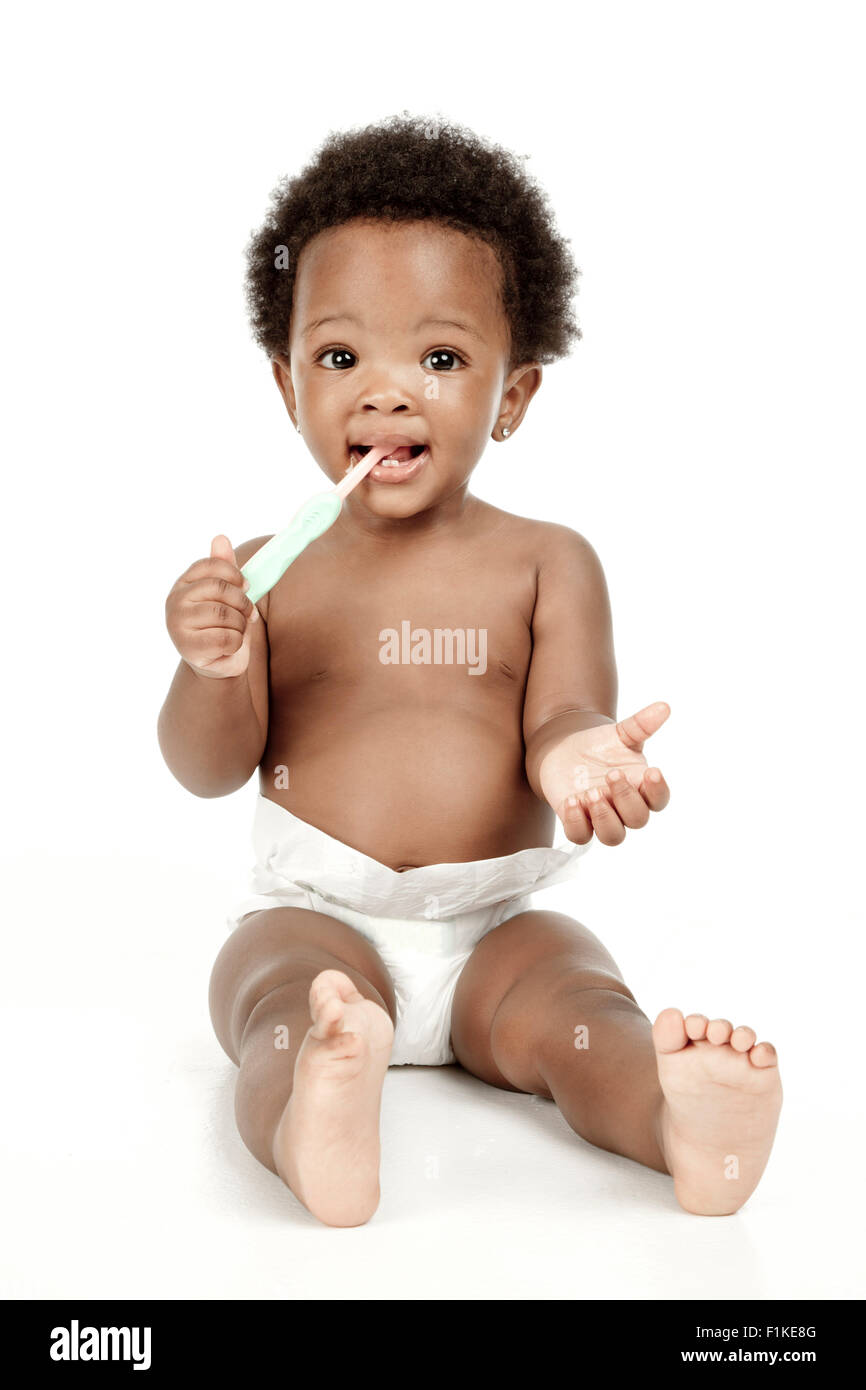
left=523, top=524, right=670, bottom=843
left=523, top=524, right=618, bottom=799
left=157, top=535, right=270, bottom=797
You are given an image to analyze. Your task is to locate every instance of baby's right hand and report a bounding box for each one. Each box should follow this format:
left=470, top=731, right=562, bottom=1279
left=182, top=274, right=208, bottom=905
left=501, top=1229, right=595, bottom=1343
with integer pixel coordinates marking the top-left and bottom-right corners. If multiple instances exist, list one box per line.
left=165, top=535, right=259, bottom=679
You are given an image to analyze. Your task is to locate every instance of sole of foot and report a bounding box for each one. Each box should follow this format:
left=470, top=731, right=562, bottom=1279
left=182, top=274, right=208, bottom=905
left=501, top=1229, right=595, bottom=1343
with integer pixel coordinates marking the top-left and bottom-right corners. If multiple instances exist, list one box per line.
left=652, top=1008, right=782, bottom=1216
left=272, top=968, right=394, bottom=1226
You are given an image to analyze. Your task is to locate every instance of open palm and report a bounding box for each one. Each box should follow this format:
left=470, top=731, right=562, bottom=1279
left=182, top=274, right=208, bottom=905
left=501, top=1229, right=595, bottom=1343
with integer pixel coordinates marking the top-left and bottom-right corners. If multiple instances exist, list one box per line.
left=538, top=701, right=671, bottom=846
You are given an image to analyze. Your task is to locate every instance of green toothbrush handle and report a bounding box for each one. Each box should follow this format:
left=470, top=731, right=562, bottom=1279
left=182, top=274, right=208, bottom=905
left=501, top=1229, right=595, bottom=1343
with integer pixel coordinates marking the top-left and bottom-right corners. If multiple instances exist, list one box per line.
left=240, top=491, right=342, bottom=604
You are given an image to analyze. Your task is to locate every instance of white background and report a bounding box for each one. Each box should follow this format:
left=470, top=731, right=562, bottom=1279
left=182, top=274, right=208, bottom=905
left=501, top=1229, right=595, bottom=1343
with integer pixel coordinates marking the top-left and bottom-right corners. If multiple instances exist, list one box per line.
left=2, top=0, right=863, bottom=1300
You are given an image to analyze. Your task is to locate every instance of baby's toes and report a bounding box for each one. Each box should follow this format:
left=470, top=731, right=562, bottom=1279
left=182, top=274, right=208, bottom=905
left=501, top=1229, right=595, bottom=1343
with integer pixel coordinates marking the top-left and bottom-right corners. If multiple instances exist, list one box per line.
left=730, top=1025, right=757, bottom=1052
left=706, top=1017, right=733, bottom=1045
left=684, top=1013, right=709, bottom=1041
left=652, top=1007, right=688, bottom=1052
left=310, top=969, right=361, bottom=1009
left=309, top=969, right=358, bottom=1037
left=749, top=1041, right=779, bottom=1068
left=310, top=994, right=344, bottom=1039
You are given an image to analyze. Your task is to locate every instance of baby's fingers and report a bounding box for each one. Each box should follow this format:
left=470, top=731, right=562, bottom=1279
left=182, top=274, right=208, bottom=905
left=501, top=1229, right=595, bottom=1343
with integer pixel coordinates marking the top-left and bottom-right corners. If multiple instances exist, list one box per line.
left=180, top=555, right=245, bottom=588
left=582, top=789, right=626, bottom=846
left=558, top=796, right=593, bottom=845
left=604, top=769, right=650, bottom=828
left=640, top=768, right=670, bottom=811
left=180, top=575, right=256, bottom=622
left=182, top=596, right=248, bottom=634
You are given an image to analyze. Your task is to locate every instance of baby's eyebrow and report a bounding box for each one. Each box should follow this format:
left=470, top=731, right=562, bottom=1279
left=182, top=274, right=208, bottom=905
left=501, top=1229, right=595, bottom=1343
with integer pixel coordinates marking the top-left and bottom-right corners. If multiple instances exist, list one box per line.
left=416, top=317, right=483, bottom=341
left=302, top=314, right=483, bottom=341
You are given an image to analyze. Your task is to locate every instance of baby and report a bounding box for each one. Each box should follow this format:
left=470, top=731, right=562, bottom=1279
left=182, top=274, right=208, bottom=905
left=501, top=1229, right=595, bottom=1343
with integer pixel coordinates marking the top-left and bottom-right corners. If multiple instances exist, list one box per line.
left=158, top=115, right=782, bottom=1227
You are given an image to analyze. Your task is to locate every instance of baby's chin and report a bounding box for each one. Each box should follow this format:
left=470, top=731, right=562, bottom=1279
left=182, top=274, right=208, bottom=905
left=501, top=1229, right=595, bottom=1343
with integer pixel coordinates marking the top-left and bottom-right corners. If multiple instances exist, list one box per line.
left=357, top=486, right=442, bottom=521
left=358, top=469, right=471, bottom=519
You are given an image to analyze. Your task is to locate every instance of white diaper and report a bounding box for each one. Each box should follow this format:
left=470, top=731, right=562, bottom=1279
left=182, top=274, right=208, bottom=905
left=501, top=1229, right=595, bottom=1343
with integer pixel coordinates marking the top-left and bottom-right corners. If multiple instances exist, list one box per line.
left=226, top=795, right=591, bottom=1067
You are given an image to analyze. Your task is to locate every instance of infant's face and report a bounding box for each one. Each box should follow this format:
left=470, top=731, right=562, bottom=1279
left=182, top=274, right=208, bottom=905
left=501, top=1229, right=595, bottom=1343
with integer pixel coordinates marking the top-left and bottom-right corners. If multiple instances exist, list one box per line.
left=276, top=218, right=534, bottom=524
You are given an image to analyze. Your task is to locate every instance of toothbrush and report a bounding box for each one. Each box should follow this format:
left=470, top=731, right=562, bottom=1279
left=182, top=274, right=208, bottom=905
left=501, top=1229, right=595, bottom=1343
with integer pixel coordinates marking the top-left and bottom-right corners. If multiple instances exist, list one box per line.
left=240, top=445, right=393, bottom=604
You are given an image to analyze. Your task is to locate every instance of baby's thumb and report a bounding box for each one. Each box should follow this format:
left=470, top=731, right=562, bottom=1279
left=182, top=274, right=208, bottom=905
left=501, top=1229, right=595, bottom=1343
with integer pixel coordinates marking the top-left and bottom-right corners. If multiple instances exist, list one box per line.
left=210, top=534, right=237, bottom=566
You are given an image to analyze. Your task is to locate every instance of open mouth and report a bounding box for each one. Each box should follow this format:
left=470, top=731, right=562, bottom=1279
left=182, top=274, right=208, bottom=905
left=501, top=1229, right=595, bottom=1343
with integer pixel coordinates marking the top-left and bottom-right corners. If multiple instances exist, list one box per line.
left=349, top=443, right=427, bottom=465
left=347, top=441, right=431, bottom=483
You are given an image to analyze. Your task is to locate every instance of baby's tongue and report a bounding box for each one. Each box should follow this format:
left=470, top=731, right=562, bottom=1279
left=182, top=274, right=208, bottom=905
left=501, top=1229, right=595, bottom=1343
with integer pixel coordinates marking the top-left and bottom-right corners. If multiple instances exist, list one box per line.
left=377, top=446, right=414, bottom=463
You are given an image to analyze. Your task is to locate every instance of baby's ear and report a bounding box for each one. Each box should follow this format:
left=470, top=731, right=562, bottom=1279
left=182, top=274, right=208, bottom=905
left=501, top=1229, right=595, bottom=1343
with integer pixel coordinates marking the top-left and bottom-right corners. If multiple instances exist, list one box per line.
left=271, top=353, right=292, bottom=387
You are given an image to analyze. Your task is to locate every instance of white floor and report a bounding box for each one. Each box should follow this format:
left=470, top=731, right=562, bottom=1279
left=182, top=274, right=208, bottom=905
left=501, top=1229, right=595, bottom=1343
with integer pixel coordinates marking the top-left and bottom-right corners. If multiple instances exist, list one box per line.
left=1, top=851, right=862, bottom=1302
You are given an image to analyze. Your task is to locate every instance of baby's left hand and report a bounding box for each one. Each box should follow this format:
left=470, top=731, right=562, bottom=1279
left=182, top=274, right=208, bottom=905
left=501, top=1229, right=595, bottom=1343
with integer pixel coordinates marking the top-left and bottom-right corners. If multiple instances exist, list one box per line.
left=539, top=702, right=671, bottom=846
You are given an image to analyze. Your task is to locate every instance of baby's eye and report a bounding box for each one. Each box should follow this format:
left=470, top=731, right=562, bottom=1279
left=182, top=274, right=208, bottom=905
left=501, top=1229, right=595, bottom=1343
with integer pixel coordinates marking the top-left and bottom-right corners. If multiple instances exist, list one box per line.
left=421, top=348, right=465, bottom=371
left=314, top=346, right=467, bottom=371
left=315, top=347, right=356, bottom=369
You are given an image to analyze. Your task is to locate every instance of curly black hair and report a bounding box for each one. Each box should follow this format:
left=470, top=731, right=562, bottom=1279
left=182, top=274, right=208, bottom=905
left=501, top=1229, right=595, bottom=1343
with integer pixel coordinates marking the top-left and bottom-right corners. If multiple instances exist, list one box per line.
left=243, top=111, right=582, bottom=373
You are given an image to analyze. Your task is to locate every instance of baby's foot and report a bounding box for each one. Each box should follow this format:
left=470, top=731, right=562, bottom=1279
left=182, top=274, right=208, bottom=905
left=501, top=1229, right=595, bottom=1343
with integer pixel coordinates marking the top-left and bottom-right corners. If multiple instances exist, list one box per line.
left=652, top=1009, right=782, bottom=1216
left=273, top=969, right=394, bottom=1226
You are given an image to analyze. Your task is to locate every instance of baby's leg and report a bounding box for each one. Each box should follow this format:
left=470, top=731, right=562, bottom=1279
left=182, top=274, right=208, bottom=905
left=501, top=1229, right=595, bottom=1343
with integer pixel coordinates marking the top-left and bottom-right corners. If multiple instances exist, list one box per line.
left=450, top=910, right=781, bottom=1215
left=209, top=907, right=397, bottom=1227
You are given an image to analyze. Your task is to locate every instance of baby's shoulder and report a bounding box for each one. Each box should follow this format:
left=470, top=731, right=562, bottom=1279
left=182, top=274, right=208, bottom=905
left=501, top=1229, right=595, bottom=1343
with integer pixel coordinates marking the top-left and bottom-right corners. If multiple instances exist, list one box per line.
left=481, top=504, right=598, bottom=567
left=234, top=534, right=274, bottom=563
